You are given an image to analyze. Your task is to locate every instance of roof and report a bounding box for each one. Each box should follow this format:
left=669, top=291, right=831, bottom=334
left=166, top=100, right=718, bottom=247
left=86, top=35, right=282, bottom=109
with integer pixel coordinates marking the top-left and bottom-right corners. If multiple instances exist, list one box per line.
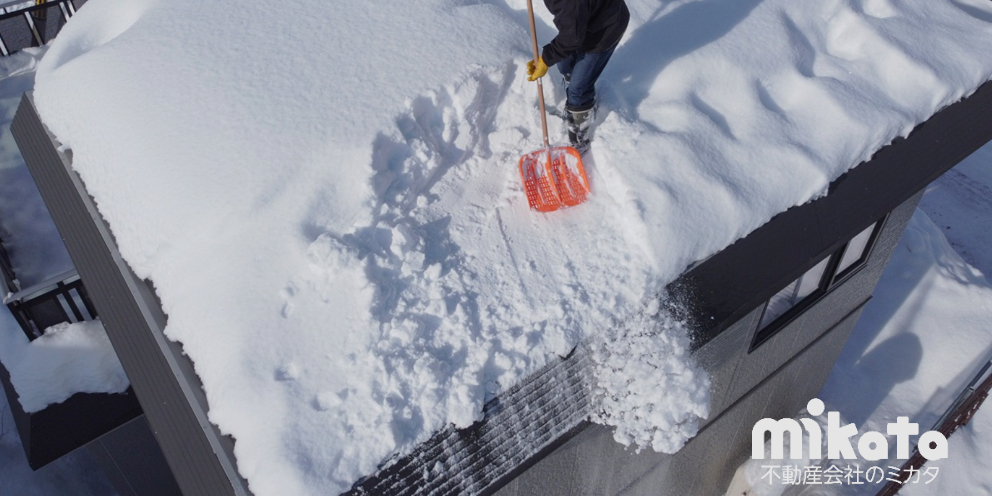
left=18, top=0, right=992, bottom=492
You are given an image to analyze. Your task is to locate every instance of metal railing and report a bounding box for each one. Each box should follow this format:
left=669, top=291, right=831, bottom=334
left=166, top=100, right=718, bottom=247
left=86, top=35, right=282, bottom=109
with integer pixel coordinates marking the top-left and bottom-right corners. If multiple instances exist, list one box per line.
left=0, top=233, right=97, bottom=341
left=0, top=0, right=84, bottom=57
left=876, top=358, right=992, bottom=496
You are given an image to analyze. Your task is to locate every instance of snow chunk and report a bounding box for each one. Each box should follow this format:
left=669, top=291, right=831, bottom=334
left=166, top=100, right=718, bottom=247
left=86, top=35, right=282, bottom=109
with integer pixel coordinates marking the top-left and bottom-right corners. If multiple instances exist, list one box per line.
left=589, top=300, right=710, bottom=453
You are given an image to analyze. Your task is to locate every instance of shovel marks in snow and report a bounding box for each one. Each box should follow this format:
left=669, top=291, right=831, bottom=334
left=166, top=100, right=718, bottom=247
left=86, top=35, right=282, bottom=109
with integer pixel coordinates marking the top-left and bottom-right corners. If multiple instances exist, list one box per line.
left=283, top=65, right=545, bottom=451
left=369, top=65, right=515, bottom=215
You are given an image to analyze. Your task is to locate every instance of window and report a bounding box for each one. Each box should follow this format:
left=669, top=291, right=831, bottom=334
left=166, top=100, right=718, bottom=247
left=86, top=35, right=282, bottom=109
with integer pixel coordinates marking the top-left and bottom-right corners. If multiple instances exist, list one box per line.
left=757, top=257, right=830, bottom=330
left=750, top=217, right=885, bottom=351
left=835, top=222, right=879, bottom=279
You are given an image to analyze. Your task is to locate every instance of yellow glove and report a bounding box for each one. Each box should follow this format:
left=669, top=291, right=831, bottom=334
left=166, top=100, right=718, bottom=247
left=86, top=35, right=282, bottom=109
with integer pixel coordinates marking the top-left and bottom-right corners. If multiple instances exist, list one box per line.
left=527, top=57, right=548, bottom=81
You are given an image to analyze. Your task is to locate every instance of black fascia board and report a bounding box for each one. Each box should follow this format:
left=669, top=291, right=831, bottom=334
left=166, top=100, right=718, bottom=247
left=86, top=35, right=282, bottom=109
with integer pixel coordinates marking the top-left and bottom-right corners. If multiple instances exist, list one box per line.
left=669, top=79, right=992, bottom=349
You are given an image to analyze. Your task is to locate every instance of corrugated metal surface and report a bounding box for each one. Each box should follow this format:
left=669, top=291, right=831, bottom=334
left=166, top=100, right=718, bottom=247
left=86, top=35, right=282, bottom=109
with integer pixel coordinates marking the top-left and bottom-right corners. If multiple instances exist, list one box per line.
left=498, top=297, right=873, bottom=496
left=350, top=348, right=593, bottom=495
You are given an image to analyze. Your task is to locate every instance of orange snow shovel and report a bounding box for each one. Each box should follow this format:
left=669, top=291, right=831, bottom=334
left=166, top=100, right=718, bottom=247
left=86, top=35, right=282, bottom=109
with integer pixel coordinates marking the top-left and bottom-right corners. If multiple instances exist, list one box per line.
left=519, top=0, right=591, bottom=212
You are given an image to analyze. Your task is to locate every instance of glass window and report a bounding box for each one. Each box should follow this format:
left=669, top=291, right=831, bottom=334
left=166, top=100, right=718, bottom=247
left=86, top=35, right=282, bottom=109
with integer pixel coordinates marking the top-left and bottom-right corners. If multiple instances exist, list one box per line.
left=758, top=257, right=830, bottom=329
left=836, top=222, right=877, bottom=276
left=760, top=280, right=798, bottom=329
left=752, top=218, right=885, bottom=351
left=796, top=257, right=830, bottom=300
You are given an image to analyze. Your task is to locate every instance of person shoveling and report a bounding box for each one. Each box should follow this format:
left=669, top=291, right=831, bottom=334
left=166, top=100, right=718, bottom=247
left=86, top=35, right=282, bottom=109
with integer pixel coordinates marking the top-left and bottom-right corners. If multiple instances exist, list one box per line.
left=517, top=0, right=629, bottom=213
left=527, top=0, right=630, bottom=152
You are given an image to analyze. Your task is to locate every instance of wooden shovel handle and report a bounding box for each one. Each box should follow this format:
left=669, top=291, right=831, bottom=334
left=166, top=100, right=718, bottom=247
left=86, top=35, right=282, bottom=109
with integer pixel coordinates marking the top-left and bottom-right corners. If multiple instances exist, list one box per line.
left=526, top=0, right=551, bottom=151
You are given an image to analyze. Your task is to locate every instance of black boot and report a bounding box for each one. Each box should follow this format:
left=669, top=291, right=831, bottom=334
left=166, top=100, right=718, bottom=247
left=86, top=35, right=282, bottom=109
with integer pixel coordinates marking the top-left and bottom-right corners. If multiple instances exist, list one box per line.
left=566, top=107, right=593, bottom=154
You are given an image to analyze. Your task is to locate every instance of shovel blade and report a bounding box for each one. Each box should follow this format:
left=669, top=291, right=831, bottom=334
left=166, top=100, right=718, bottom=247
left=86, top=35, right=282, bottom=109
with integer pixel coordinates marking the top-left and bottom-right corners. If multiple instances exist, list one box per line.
left=518, top=146, right=589, bottom=212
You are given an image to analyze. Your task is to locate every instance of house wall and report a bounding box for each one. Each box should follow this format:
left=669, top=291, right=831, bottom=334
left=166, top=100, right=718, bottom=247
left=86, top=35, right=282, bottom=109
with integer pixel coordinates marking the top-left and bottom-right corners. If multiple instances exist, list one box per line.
left=493, top=190, right=922, bottom=496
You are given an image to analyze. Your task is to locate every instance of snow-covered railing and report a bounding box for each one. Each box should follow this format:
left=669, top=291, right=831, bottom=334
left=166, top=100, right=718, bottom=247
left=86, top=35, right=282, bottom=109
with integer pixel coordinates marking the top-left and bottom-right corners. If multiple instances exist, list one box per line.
left=0, top=0, right=81, bottom=57
left=4, top=271, right=97, bottom=341
left=0, top=233, right=97, bottom=341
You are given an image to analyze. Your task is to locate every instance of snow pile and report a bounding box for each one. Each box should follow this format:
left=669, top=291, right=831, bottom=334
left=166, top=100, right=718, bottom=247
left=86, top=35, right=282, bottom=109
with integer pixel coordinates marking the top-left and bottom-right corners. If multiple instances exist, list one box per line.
left=25, top=0, right=992, bottom=493
left=0, top=310, right=118, bottom=496
left=589, top=299, right=710, bottom=453
left=0, top=313, right=129, bottom=413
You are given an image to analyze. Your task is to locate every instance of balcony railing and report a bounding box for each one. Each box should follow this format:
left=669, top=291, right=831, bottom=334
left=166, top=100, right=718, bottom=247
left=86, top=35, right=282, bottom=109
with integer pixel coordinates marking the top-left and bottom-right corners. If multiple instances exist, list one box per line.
left=0, top=0, right=85, bottom=57
left=0, top=227, right=97, bottom=340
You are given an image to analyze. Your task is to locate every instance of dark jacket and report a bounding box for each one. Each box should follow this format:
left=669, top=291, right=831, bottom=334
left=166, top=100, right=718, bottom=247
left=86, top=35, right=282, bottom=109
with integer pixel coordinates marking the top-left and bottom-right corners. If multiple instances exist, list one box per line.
left=541, top=0, right=630, bottom=67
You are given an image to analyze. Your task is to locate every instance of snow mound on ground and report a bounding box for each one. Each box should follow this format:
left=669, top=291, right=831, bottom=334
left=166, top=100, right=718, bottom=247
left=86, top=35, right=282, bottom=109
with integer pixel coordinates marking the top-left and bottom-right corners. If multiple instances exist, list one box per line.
left=27, top=0, right=992, bottom=493
left=589, top=299, right=710, bottom=453
left=901, top=402, right=992, bottom=496
left=0, top=315, right=129, bottom=413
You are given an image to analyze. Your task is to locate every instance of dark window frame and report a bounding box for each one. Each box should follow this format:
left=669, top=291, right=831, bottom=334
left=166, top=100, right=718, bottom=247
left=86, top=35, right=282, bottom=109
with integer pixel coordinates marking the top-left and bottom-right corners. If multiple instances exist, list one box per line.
left=831, top=218, right=885, bottom=286
left=749, top=215, right=887, bottom=352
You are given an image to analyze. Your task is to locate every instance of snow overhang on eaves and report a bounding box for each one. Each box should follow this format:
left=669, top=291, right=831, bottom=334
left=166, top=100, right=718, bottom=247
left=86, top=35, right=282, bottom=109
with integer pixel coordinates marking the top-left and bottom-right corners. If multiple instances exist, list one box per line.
left=669, top=78, right=992, bottom=350
left=10, top=93, right=250, bottom=496
left=9, top=77, right=992, bottom=495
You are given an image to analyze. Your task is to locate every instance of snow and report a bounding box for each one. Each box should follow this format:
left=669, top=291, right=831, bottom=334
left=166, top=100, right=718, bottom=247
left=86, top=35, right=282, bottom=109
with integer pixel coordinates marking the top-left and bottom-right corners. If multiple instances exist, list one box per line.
left=902, top=404, right=992, bottom=495
left=589, top=299, right=710, bottom=453
left=918, top=142, right=992, bottom=278
left=731, top=142, right=992, bottom=495
left=0, top=336, right=118, bottom=489
left=0, top=314, right=129, bottom=413
left=820, top=213, right=992, bottom=437
left=21, top=0, right=992, bottom=493
left=0, top=49, right=129, bottom=417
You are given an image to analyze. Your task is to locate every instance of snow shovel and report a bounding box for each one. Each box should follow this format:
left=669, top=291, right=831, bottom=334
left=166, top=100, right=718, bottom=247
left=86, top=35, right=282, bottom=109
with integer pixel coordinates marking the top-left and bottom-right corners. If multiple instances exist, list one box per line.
left=519, top=0, right=591, bottom=212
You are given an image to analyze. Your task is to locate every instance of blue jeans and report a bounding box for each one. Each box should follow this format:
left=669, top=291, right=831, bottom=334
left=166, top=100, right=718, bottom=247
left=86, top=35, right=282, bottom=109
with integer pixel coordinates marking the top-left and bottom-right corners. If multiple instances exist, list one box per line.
left=556, top=47, right=616, bottom=112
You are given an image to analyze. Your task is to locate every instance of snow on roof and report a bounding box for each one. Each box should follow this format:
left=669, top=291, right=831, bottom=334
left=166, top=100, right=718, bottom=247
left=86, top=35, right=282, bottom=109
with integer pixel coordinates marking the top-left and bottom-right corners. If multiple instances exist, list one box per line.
left=27, top=0, right=992, bottom=493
